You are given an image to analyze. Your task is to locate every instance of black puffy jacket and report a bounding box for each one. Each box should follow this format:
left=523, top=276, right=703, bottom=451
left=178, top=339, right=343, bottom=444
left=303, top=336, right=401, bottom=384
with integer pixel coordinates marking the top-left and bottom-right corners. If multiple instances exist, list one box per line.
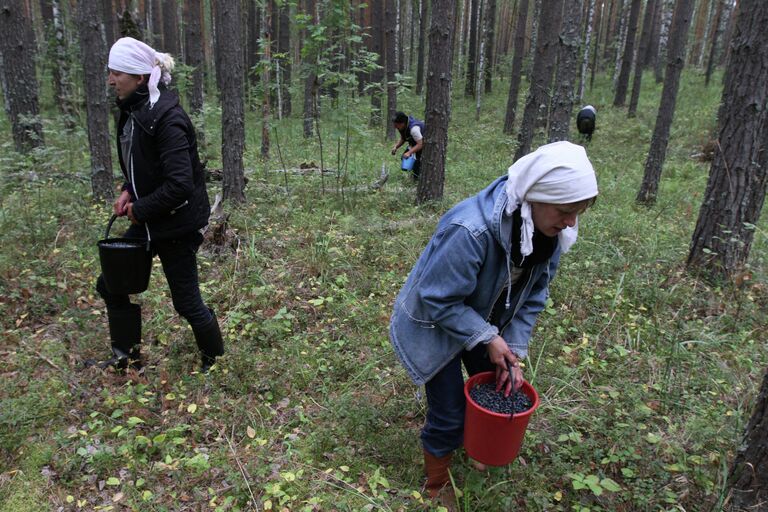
left=116, top=86, right=210, bottom=241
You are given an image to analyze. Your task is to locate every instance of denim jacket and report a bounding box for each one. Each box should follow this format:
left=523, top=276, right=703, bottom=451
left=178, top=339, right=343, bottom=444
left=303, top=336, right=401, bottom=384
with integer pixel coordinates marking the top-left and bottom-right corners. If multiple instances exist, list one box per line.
left=389, top=175, right=561, bottom=385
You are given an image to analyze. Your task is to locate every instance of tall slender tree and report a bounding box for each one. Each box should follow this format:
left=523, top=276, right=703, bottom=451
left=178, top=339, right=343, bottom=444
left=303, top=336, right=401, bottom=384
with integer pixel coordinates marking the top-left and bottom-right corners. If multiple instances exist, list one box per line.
left=704, top=0, right=725, bottom=86
left=261, top=1, right=272, bottom=158
left=504, top=0, right=528, bottom=135
left=0, top=1, right=44, bottom=152
left=417, top=0, right=456, bottom=204
left=628, top=0, right=657, bottom=116
left=369, top=0, right=385, bottom=126
left=41, top=0, right=77, bottom=128
left=654, top=0, right=674, bottom=83
left=162, top=0, right=178, bottom=55
left=277, top=2, right=291, bottom=117
left=385, top=0, right=398, bottom=140
left=577, top=0, right=596, bottom=101
left=302, top=0, right=318, bottom=138
left=613, top=0, right=641, bottom=106
left=183, top=0, right=205, bottom=117
left=215, top=0, right=246, bottom=202
left=548, top=0, right=583, bottom=142
left=464, top=0, right=479, bottom=96
left=687, top=0, right=767, bottom=279
left=482, top=0, right=496, bottom=93
left=76, top=0, right=113, bottom=202
left=636, top=0, right=696, bottom=205
left=415, top=0, right=428, bottom=94
left=515, top=0, right=564, bottom=159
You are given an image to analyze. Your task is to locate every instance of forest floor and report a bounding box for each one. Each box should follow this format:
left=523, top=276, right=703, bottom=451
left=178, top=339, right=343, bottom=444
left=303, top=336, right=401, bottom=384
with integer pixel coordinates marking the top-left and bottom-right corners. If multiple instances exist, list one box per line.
left=1, top=70, right=767, bottom=512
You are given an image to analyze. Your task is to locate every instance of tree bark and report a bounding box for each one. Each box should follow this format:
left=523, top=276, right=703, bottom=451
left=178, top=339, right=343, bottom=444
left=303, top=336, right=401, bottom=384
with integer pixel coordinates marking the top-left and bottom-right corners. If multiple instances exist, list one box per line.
left=654, top=0, right=673, bottom=83
left=302, top=0, right=318, bottom=138
left=183, top=0, right=204, bottom=118
left=102, top=0, right=116, bottom=44
left=369, top=0, right=384, bottom=127
left=686, top=0, right=768, bottom=280
left=704, top=0, right=725, bottom=86
left=415, top=0, right=428, bottom=94
left=260, top=1, right=271, bottom=158
left=688, top=0, right=711, bottom=66
left=503, top=0, right=530, bottom=134
left=635, top=0, right=696, bottom=205
left=416, top=0, right=455, bottom=204
left=464, top=0, right=479, bottom=96
left=613, top=0, right=641, bottom=107
left=385, top=0, right=398, bottom=140
left=277, top=2, right=291, bottom=117
left=0, top=1, right=44, bottom=153
left=40, top=0, right=78, bottom=128
left=162, top=0, right=178, bottom=55
left=75, top=0, right=113, bottom=202
left=628, top=0, right=657, bottom=116
left=482, top=0, right=496, bottom=93
left=215, top=0, right=246, bottom=202
left=727, top=370, right=768, bottom=511
left=577, top=0, right=596, bottom=102
left=548, top=0, right=582, bottom=143
left=514, top=0, right=563, bottom=160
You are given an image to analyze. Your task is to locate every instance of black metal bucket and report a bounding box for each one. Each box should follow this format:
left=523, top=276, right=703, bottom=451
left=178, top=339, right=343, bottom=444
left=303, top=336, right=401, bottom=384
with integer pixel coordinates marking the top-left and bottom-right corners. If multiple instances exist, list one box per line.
left=98, top=214, right=152, bottom=295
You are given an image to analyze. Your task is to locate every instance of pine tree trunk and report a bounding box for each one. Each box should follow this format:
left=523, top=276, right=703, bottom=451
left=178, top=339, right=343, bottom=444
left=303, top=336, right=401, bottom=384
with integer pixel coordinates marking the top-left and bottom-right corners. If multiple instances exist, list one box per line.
left=416, top=0, right=455, bottom=204
left=102, top=0, right=116, bottom=44
left=515, top=0, right=563, bottom=159
left=727, top=370, right=768, bottom=511
left=719, top=0, right=738, bottom=67
left=612, top=0, right=629, bottom=86
left=687, top=0, right=768, bottom=280
left=704, top=0, right=725, bottom=86
left=636, top=0, right=696, bottom=205
left=183, top=0, right=205, bottom=117
left=613, top=0, right=641, bottom=107
left=646, top=0, right=661, bottom=67
left=246, top=0, right=261, bottom=93
left=548, top=0, right=582, bottom=143
left=577, top=0, right=596, bottom=102
left=503, top=0, right=529, bottom=134
left=0, top=1, right=44, bottom=153
left=277, top=3, right=291, bottom=117
left=688, top=0, right=711, bottom=66
left=215, top=0, right=246, bottom=202
left=590, top=0, right=603, bottom=90
left=482, top=0, right=496, bottom=93
left=628, top=0, right=657, bottom=116
left=415, top=0, right=428, bottom=95
left=41, top=0, right=77, bottom=128
left=261, top=1, right=271, bottom=158
left=75, top=0, right=113, bottom=202
left=302, top=0, right=318, bottom=138
left=369, top=0, right=384, bottom=127
left=162, top=0, right=178, bottom=55
left=464, top=0, right=479, bottom=96
left=385, top=0, right=398, bottom=140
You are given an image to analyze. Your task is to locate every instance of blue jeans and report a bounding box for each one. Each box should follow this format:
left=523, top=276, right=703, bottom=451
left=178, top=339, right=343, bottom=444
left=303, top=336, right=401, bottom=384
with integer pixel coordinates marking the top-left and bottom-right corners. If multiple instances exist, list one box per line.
left=421, top=343, right=495, bottom=457
left=96, top=224, right=212, bottom=328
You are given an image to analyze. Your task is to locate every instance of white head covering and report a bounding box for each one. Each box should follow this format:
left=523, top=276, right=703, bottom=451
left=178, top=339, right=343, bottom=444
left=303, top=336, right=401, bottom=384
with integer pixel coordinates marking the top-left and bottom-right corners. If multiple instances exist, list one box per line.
left=505, top=141, right=598, bottom=257
left=108, top=37, right=174, bottom=108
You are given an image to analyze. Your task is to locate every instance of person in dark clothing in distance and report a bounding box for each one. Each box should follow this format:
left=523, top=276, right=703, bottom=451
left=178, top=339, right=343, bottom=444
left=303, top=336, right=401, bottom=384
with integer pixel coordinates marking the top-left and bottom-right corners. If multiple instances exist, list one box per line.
left=92, top=37, right=224, bottom=373
left=391, top=111, right=426, bottom=179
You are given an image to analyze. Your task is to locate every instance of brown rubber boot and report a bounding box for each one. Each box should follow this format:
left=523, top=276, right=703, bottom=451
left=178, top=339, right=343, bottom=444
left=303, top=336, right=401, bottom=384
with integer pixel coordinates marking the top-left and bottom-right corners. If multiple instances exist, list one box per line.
left=424, top=450, right=457, bottom=511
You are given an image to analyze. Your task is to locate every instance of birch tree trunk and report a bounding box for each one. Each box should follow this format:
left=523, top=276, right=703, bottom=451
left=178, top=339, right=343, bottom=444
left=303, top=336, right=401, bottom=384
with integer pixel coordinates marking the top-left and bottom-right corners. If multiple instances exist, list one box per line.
left=503, top=0, right=530, bottom=134
left=612, top=0, right=629, bottom=86
left=474, top=1, right=486, bottom=120
left=0, top=1, right=44, bottom=153
left=578, top=0, right=596, bottom=102
left=416, top=0, right=455, bottom=204
left=302, top=0, right=318, bottom=138
left=76, top=0, right=113, bottom=202
left=515, top=0, right=564, bottom=159
left=636, top=0, right=696, bottom=205
left=215, top=0, right=246, bottom=202
left=548, top=0, right=582, bottom=142
left=687, top=0, right=768, bottom=280
left=654, top=0, right=674, bottom=83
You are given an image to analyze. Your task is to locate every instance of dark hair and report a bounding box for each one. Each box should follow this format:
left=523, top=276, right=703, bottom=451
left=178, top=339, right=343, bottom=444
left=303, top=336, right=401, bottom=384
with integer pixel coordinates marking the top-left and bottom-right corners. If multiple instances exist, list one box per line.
left=392, top=111, right=408, bottom=124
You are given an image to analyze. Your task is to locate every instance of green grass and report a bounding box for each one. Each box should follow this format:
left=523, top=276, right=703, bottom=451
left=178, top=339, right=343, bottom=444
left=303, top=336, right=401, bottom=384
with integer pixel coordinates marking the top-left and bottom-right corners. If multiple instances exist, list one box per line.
left=1, top=68, right=767, bottom=511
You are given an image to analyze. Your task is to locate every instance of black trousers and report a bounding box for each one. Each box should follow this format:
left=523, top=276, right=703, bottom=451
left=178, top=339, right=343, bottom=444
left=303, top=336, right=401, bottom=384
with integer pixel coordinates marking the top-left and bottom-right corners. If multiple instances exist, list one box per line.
left=96, top=224, right=212, bottom=328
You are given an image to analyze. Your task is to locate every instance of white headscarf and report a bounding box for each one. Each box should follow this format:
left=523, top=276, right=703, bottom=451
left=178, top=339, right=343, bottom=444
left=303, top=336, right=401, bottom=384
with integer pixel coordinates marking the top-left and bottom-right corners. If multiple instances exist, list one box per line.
left=505, top=141, right=598, bottom=256
left=108, top=37, right=174, bottom=108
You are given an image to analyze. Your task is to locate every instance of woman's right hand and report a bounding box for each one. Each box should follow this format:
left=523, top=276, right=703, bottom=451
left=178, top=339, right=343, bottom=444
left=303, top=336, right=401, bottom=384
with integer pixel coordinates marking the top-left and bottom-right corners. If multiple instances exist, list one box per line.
left=114, top=190, right=131, bottom=216
left=487, top=335, right=523, bottom=397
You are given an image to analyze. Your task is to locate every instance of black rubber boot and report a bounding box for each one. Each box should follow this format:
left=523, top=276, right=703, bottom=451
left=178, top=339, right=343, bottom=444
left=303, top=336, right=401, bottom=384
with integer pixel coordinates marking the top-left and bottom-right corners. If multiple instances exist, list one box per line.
left=95, top=304, right=142, bottom=370
left=192, top=309, right=224, bottom=373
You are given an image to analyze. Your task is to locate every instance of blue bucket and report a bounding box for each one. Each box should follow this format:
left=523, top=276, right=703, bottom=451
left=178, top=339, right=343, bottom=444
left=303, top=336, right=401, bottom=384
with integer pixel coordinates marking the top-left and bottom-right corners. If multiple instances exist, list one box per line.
left=401, top=154, right=416, bottom=171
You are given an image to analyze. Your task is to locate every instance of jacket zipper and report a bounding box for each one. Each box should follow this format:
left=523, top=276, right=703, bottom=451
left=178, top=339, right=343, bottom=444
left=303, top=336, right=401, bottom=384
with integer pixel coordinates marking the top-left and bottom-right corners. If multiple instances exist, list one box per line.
left=127, top=115, right=151, bottom=242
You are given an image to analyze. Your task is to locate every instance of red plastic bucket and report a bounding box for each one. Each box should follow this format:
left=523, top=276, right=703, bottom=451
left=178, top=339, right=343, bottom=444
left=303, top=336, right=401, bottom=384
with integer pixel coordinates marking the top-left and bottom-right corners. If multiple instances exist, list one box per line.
left=463, top=371, right=540, bottom=466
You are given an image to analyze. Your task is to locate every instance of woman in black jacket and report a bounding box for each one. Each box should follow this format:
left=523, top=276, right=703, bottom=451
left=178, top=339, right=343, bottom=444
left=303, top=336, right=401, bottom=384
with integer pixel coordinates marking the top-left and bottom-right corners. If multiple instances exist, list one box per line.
left=94, top=37, right=223, bottom=372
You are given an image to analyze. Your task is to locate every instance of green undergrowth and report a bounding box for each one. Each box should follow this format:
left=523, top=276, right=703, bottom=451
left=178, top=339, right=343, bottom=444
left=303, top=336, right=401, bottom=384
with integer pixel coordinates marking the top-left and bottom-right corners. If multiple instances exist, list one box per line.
left=2, top=68, right=767, bottom=511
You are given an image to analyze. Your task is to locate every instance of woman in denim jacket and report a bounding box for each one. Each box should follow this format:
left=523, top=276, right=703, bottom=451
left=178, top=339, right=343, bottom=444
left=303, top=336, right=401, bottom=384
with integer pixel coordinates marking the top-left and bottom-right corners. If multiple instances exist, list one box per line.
left=389, top=141, right=598, bottom=507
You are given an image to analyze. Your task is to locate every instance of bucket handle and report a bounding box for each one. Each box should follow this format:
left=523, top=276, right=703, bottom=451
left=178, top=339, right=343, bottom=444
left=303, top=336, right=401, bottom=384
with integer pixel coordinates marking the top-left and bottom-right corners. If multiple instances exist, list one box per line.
left=104, top=214, right=151, bottom=252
